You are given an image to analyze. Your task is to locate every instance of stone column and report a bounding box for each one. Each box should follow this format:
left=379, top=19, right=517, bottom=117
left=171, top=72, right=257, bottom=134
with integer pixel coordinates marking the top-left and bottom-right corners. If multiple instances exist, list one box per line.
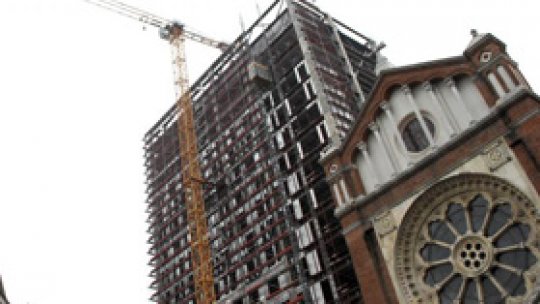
left=402, top=85, right=436, bottom=148
left=358, top=141, right=380, bottom=188
left=423, top=81, right=457, bottom=137
left=380, top=102, right=413, bottom=166
left=341, top=216, right=397, bottom=304
left=369, top=122, right=398, bottom=176
left=445, top=77, right=476, bottom=125
left=339, top=178, right=351, bottom=203
left=332, top=183, right=344, bottom=206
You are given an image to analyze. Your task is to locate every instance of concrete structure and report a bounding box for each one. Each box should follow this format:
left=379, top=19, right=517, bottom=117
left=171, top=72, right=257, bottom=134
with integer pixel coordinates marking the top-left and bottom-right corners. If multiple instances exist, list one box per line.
left=321, top=32, right=540, bottom=303
left=143, top=1, right=379, bottom=303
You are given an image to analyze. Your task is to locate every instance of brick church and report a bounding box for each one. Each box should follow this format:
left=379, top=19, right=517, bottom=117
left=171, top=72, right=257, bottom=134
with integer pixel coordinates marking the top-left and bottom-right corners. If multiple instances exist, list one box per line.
left=321, top=31, right=540, bottom=303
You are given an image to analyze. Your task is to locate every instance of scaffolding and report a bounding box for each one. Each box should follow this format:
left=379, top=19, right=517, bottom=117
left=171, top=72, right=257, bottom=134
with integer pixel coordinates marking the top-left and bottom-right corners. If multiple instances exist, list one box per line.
left=143, top=1, right=377, bottom=303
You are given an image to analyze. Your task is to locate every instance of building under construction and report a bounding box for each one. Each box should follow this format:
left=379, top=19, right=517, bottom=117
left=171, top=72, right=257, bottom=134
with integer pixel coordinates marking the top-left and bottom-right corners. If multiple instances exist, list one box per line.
left=143, top=1, right=378, bottom=303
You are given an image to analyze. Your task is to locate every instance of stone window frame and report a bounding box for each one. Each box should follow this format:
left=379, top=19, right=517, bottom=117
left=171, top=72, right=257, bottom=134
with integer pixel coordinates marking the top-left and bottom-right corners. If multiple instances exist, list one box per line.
left=397, top=111, right=437, bottom=155
left=394, top=173, right=540, bottom=303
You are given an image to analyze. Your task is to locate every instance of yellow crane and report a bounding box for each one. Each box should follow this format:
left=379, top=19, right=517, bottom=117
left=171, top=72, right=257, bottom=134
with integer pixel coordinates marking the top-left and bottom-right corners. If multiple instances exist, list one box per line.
left=85, top=1, right=227, bottom=302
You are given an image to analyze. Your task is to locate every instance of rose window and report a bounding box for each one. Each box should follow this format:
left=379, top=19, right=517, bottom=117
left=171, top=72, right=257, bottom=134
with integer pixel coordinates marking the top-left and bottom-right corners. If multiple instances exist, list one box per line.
left=395, top=174, right=540, bottom=304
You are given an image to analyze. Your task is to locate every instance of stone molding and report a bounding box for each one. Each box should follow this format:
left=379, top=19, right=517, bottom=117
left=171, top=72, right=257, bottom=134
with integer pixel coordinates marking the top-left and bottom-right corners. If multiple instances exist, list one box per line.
left=394, top=173, right=540, bottom=303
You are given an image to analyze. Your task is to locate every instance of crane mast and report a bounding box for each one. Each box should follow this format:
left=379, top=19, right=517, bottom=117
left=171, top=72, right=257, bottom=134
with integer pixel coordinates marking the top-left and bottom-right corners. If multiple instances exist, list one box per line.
left=167, top=24, right=216, bottom=304
left=85, top=1, right=221, bottom=302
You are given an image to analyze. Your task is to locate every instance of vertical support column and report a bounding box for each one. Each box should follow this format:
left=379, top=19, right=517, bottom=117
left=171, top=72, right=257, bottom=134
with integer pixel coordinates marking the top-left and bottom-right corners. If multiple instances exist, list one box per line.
left=379, top=124, right=403, bottom=172
left=434, top=84, right=463, bottom=132
left=445, top=77, right=476, bottom=125
left=339, top=178, right=351, bottom=203
left=497, top=65, right=517, bottom=91
left=344, top=164, right=366, bottom=197
left=285, top=4, right=345, bottom=301
left=402, top=85, right=436, bottom=148
left=286, top=0, right=341, bottom=147
left=259, top=21, right=314, bottom=301
left=332, top=183, right=344, bottom=206
left=493, top=69, right=510, bottom=93
left=326, top=15, right=365, bottom=105
left=508, top=64, right=531, bottom=90
left=487, top=72, right=505, bottom=98
left=358, top=141, right=380, bottom=188
left=503, top=64, right=520, bottom=87
left=369, top=122, right=398, bottom=176
left=380, top=102, right=412, bottom=167
left=341, top=217, right=394, bottom=304
left=422, top=81, right=457, bottom=137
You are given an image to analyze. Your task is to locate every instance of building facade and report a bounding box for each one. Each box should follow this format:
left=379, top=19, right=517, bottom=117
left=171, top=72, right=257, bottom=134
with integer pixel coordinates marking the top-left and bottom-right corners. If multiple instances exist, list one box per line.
left=143, top=1, right=379, bottom=303
left=321, top=32, right=540, bottom=303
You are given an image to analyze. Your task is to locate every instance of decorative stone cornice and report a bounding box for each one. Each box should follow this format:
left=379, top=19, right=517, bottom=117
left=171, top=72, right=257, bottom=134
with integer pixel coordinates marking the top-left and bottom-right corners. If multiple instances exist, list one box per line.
left=368, top=121, right=379, bottom=131
left=335, top=194, right=364, bottom=219
left=443, top=77, right=455, bottom=87
left=325, top=164, right=358, bottom=183
left=341, top=219, right=365, bottom=236
left=357, top=141, right=367, bottom=151
left=400, top=84, right=412, bottom=95
left=421, top=81, right=433, bottom=91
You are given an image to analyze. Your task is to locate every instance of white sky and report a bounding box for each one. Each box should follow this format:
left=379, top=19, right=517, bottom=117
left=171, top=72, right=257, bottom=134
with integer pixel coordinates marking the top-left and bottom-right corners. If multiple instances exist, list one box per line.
left=0, top=1, right=537, bottom=303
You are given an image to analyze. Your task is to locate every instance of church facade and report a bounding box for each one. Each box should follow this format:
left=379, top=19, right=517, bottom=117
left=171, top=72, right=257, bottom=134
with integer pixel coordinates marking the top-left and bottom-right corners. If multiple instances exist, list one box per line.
left=321, top=32, right=540, bottom=303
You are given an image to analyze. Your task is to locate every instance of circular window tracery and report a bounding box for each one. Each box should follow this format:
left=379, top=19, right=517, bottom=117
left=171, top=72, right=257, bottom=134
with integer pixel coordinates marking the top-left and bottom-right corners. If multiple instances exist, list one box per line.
left=395, top=174, right=540, bottom=304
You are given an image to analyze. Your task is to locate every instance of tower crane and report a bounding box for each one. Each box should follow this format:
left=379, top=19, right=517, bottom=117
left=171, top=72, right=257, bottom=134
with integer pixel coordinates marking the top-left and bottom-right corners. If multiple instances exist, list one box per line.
left=85, top=1, right=228, bottom=302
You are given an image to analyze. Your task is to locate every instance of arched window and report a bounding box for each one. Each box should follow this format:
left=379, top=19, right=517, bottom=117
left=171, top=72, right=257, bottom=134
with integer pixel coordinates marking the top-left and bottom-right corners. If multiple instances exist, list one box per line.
left=400, top=114, right=435, bottom=152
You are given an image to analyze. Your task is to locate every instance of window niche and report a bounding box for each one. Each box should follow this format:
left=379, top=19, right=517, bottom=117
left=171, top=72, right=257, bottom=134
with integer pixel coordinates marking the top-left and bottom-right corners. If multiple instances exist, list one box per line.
left=399, top=112, right=436, bottom=153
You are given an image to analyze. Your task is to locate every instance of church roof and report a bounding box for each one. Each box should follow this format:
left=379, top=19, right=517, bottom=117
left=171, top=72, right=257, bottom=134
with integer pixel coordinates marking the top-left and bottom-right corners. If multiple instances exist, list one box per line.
left=328, top=54, right=468, bottom=159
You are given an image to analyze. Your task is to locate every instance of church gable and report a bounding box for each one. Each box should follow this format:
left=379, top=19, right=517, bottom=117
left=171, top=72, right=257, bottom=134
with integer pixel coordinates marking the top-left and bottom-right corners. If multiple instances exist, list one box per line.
left=337, top=58, right=491, bottom=195
left=320, top=32, right=540, bottom=304
left=341, top=57, right=474, bottom=161
left=324, top=32, right=532, bottom=199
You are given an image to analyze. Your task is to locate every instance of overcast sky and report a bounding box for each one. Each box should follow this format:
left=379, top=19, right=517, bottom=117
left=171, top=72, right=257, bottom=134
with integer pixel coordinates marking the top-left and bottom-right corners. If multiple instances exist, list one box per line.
left=0, top=1, right=538, bottom=303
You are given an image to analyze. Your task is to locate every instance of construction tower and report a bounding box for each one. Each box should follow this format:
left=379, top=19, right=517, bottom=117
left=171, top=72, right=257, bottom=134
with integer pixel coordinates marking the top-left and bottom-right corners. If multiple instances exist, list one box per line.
left=144, top=1, right=379, bottom=303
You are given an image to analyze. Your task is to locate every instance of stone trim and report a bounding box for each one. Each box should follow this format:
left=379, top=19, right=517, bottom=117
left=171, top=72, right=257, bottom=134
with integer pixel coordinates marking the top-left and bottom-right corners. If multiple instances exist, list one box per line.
left=394, top=173, right=540, bottom=303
